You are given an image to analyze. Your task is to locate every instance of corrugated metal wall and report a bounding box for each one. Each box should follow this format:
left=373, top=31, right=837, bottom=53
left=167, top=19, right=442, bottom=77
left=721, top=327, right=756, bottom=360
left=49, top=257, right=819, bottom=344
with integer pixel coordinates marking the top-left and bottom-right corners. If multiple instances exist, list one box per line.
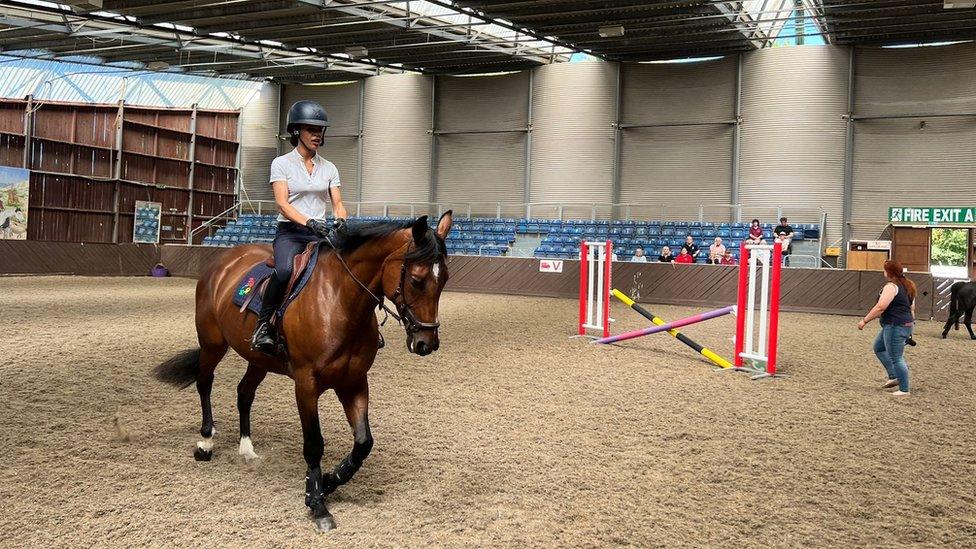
left=620, top=126, right=733, bottom=220
left=739, top=47, right=849, bottom=241
left=530, top=62, right=615, bottom=214
left=621, top=58, right=736, bottom=123
left=853, top=118, right=976, bottom=234
left=852, top=45, right=976, bottom=238
left=435, top=72, right=528, bottom=217
left=281, top=81, right=362, bottom=205
left=855, top=44, right=976, bottom=117
left=437, top=72, right=529, bottom=130
left=619, top=59, right=736, bottom=220
left=362, top=74, right=431, bottom=207
left=240, top=82, right=280, bottom=203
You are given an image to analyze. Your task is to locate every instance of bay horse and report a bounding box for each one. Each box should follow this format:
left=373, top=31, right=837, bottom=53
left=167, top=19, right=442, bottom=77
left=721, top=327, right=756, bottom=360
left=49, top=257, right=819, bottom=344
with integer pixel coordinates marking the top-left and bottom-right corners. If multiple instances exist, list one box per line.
left=154, top=212, right=452, bottom=531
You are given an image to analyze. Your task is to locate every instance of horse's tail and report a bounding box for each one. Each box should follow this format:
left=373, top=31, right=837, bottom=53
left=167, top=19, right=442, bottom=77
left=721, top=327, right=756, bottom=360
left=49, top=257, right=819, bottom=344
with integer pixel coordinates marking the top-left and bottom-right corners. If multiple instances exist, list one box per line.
left=153, top=348, right=201, bottom=389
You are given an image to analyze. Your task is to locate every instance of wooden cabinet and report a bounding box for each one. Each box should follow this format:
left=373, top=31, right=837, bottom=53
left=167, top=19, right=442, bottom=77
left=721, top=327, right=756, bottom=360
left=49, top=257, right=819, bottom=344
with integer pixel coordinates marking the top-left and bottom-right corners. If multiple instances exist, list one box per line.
left=847, top=250, right=889, bottom=271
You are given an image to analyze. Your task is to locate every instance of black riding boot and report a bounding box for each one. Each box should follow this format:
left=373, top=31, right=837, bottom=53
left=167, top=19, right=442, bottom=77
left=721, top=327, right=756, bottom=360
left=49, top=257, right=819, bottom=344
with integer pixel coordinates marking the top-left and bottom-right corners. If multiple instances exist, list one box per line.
left=251, top=275, right=286, bottom=355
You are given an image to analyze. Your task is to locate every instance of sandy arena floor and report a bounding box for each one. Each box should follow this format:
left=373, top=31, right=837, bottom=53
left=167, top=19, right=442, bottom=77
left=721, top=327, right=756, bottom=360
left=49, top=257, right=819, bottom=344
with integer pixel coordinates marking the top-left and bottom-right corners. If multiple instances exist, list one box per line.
left=1, top=276, right=974, bottom=547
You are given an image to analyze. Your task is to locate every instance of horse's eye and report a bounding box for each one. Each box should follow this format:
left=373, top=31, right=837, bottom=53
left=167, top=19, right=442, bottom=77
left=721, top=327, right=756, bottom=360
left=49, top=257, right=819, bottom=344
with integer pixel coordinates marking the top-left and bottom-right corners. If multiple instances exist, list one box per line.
left=411, top=276, right=425, bottom=289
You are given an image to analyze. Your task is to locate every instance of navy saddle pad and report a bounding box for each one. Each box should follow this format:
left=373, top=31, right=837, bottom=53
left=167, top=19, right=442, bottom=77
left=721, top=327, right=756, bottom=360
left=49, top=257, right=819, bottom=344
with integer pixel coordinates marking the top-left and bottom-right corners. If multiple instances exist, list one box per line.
left=232, top=245, right=322, bottom=317
left=232, top=263, right=274, bottom=315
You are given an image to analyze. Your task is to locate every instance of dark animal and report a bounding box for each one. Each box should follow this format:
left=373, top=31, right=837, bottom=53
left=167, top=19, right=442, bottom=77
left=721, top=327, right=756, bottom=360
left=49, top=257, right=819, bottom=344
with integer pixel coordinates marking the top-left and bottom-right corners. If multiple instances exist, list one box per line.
left=941, top=280, right=976, bottom=339
left=154, top=212, right=452, bottom=531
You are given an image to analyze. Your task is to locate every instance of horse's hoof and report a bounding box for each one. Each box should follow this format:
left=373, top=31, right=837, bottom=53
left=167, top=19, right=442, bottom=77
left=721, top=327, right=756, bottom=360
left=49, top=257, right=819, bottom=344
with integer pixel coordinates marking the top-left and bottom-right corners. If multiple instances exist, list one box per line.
left=193, top=447, right=213, bottom=461
left=942, top=334, right=948, bottom=339
left=313, top=514, right=337, bottom=532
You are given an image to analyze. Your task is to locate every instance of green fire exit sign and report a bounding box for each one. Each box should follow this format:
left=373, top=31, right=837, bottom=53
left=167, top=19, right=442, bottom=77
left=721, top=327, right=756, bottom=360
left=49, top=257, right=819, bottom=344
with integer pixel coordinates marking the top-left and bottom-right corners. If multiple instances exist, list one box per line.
left=889, top=207, right=976, bottom=226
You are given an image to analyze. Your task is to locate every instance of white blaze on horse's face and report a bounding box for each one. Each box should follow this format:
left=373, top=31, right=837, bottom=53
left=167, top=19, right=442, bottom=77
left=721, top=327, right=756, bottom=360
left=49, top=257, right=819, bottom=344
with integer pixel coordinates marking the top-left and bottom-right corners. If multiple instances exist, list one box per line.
left=432, top=262, right=440, bottom=281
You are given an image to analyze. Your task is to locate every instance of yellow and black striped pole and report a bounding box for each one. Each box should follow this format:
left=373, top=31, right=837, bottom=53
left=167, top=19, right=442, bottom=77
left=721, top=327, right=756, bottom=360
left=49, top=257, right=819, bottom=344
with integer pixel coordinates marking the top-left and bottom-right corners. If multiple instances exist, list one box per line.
left=610, top=289, right=733, bottom=369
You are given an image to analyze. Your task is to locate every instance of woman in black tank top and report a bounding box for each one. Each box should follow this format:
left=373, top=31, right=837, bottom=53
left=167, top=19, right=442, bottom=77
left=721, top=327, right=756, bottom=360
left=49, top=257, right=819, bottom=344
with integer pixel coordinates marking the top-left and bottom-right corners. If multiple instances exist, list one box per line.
left=857, top=260, right=916, bottom=396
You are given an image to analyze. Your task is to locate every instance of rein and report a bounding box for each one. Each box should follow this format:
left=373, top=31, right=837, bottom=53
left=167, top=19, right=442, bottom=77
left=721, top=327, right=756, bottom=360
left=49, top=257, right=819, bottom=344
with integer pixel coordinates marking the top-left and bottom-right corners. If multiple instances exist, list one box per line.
left=322, top=231, right=440, bottom=335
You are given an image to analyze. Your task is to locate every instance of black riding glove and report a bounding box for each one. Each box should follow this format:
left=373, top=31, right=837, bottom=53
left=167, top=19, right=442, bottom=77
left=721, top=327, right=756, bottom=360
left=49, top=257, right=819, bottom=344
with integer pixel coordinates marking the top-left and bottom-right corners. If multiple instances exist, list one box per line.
left=332, top=217, right=347, bottom=234
left=306, top=218, right=330, bottom=238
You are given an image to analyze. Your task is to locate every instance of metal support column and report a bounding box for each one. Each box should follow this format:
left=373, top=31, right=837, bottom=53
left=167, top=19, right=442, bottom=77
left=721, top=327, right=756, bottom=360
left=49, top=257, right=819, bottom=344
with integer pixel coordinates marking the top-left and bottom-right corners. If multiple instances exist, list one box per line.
left=23, top=96, right=32, bottom=237
left=731, top=52, right=743, bottom=219
left=842, top=47, right=856, bottom=267
left=186, top=103, right=198, bottom=244
left=234, top=107, right=244, bottom=213
left=611, top=62, right=623, bottom=220
left=357, top=79, right=365, bottom=204
left=428, top=75, right=437, bottom=216
left=111, top=100, right=124, bottom=243
left=524, top=68, right=533, bottom=220
left=22, top=95, right=32, bottom=169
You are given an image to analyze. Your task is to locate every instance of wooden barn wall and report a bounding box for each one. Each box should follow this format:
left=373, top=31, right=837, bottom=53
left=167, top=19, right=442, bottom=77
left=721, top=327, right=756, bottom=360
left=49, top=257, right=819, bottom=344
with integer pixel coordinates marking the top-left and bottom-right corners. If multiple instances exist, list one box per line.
left=0, top=241, right=158, bottom=276
left=0, top=99, right=240, bottom=245
left=159, top=245, right=229, bottom=278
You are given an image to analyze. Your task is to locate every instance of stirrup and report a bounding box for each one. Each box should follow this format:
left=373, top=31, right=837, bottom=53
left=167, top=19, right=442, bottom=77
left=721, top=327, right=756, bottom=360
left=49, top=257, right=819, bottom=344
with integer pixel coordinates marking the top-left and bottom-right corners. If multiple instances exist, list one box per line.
left=251, top=322, right=276, bottom=353
left=377, top=332, right=385, bottom=349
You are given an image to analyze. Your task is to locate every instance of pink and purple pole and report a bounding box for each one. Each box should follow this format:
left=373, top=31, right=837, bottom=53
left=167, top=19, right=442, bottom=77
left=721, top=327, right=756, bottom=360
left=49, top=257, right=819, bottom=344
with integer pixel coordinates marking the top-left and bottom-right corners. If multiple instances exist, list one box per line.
left=594, top=305, right=736, bottom=345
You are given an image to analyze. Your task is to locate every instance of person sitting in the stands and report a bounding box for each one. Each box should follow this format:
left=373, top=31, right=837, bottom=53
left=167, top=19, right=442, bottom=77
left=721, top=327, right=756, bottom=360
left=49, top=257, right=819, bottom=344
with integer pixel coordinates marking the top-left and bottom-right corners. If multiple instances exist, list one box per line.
left=658, top=246, right=675, bottom=263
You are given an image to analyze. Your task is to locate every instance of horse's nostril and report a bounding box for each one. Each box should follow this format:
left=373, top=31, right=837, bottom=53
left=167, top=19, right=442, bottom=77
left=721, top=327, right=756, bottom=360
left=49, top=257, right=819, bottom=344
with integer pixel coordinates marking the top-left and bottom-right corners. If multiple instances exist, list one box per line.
left=415, top=341, right=428, bottom=355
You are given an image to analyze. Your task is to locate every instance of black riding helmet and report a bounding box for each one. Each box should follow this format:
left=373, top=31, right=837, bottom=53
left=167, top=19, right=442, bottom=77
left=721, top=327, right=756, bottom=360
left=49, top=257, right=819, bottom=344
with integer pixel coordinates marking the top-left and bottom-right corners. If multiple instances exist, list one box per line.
left=286, top=100, right=329, bottom=146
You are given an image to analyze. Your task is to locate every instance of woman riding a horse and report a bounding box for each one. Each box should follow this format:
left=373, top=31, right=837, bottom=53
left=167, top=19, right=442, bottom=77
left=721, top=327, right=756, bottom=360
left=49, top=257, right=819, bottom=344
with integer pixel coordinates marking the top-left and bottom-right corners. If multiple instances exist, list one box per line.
left=252, top=100, right=347, bottom=354
left=155, top=99, right=453, bottom=531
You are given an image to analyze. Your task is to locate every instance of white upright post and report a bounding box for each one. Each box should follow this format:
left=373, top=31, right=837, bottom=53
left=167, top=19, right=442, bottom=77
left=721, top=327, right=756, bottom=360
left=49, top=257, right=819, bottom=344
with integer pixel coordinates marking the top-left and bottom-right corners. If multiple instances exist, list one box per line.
left=594, top=245, right=604, bottom=330
left=758, top=249, right=771, bottom=354
left=586, top=245, right=596, bottom=328
left=744, top=249, right=759, bottom=357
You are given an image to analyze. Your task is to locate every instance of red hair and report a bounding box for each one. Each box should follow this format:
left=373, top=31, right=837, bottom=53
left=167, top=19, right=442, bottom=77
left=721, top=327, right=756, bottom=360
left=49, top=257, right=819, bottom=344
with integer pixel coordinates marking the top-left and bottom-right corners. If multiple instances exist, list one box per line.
left=883, top=260, right=916, bottom=301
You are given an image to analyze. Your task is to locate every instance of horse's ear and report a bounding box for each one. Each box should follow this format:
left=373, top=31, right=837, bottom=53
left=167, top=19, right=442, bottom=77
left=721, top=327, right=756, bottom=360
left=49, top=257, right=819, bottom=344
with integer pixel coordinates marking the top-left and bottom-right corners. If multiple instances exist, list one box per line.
left=436, top=210, right=453, bottom=240
left=412, top=215, right=429, bottom=244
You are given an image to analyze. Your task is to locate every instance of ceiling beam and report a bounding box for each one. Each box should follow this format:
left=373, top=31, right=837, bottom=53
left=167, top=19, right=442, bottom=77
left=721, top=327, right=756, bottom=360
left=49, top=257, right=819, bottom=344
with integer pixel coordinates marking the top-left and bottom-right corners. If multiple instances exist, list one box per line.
left=0, top=1, right=421, bottom=78
left=712, top=1, right=771, bottom=48
left=294, top=0, right=561, bottom=64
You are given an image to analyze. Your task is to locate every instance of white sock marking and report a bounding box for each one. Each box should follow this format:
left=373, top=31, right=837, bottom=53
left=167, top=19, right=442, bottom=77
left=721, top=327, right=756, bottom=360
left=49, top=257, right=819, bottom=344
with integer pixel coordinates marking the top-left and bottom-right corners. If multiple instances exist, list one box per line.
left=196, top=428, right=216, bottom=451
left=238, top=436, right=259, bottom=461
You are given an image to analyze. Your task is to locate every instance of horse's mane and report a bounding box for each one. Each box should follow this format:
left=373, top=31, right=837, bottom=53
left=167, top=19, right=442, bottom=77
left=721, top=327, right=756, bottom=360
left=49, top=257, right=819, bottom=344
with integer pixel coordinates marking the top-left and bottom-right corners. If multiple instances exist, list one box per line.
left=325, top=219, right=447, bottom=263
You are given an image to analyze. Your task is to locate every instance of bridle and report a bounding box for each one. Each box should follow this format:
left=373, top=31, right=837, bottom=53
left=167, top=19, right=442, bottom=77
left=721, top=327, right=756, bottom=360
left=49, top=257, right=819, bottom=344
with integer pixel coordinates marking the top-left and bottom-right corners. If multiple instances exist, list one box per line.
left=323, top=231, right=441, bottom=337
left=387, top=252, right=442, bottom=335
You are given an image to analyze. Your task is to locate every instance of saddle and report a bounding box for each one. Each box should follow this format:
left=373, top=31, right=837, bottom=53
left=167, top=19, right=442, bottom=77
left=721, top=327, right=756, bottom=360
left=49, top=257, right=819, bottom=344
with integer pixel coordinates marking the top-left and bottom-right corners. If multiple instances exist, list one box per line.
left=232, top=239, right=389, bottom=355
left=232, top=242, right=321, bottom=321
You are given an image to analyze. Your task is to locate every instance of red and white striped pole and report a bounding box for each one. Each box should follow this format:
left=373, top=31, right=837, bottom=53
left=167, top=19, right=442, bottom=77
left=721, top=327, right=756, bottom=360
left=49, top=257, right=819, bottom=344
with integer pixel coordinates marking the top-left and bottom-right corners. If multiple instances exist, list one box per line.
left=734, top=240, right=749, bottom=369
left=603, top=240, right=612, bottom=338
left=767, top=241, right=783, bottom=376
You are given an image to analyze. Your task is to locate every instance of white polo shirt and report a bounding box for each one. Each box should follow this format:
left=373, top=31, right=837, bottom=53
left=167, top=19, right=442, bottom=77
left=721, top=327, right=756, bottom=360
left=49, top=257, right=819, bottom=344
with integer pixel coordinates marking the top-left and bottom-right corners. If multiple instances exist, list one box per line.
left=269, top=148, right=341, bottom=222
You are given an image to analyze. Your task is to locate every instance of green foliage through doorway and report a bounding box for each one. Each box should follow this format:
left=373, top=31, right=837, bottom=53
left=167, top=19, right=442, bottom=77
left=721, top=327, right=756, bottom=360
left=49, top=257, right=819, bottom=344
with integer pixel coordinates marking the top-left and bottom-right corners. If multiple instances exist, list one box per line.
left=931, top=228, right=967, bottom=267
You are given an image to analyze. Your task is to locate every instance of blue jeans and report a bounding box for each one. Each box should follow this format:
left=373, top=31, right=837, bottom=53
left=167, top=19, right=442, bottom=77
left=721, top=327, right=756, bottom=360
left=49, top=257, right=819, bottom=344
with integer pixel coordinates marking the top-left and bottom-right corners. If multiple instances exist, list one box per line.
left=873, top=324, right=912, bottom=392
